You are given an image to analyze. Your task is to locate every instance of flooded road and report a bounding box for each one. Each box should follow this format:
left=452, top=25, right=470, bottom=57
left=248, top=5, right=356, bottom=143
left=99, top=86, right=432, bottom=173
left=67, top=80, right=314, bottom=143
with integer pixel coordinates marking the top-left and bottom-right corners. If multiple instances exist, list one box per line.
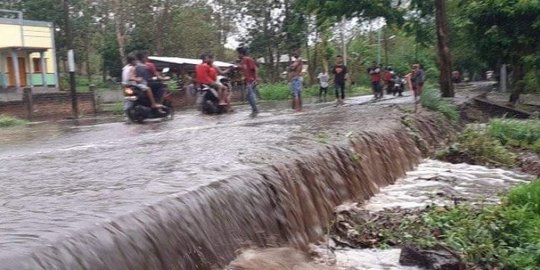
left=0, top=94, right=413, bottom=257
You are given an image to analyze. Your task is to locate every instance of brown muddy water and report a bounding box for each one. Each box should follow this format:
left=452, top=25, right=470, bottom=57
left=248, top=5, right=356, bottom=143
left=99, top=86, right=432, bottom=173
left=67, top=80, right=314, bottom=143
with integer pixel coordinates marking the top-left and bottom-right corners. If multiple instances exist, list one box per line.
left=229, top=160, right=532, bottom=270
left=0, top=94, right=465, bottom=269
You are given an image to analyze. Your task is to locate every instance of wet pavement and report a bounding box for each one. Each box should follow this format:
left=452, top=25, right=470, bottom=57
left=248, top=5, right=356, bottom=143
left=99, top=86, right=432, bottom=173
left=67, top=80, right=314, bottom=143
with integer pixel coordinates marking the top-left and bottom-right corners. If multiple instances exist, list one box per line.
left=0, top=94, right=413, bottom=256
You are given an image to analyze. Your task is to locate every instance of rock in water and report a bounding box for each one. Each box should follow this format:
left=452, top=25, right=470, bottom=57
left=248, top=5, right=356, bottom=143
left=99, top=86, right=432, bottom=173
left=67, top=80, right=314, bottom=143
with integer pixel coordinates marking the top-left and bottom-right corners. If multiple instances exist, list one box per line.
left=399, top=245, right=465, bottom=270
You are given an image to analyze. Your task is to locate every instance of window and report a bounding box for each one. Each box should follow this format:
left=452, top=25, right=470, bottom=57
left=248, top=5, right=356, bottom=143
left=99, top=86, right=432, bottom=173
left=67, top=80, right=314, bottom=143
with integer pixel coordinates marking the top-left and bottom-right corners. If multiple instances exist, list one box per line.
left=32, top=58, right=46, bottom=73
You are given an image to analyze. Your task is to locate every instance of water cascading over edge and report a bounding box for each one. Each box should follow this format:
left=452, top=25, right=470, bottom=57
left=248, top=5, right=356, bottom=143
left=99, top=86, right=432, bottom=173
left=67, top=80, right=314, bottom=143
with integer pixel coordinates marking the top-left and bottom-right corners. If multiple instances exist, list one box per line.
left=2, top=115, right=457, bottom=270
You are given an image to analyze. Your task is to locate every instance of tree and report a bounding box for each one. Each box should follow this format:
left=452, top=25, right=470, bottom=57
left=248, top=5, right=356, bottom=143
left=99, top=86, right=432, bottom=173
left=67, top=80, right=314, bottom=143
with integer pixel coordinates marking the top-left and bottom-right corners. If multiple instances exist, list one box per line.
left=461, top=0, right=540, bottom=104
left=238, top=0, right=308, bottom=82
left=434, top=0, right=453, bottom=97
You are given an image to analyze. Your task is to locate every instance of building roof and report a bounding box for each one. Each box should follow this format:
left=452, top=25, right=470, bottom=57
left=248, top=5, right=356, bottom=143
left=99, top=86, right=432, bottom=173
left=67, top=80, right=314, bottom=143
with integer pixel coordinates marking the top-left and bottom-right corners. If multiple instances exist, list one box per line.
left=1, top=46, right=49, bottom=52
left=257, top=54, right=308, bottom=64
left=0, top=17, right=52, bottom=27
left=149, top=56, right=234, bottom=68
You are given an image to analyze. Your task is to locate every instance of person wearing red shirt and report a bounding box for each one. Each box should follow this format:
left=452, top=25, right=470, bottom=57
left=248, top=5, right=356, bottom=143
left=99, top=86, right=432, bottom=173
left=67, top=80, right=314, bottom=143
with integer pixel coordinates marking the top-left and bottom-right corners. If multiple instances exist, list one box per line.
left=140, top=51, right=166, bottom=102
left=195, top=53, right=227, bottom=105
left=367, top=62, right=383, bottom=99
left=236, top=46, right=259, bottom=115
left=383, top=67, right=394, bottom=95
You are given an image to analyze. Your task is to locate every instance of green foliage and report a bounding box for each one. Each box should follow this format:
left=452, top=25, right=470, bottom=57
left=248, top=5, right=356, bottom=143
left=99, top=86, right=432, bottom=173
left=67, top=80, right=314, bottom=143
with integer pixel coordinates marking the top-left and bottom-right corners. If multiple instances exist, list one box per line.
left=258, top=83, right=373, bottom=100
left=488, top=119, right=540, bottom=153
left=378, top=181, right=540, bottom=269
left=100, top=102, right=125, bottom=116
left=420, top=88, right=459, bottom=121
left=450, top=128, right=516, bottom=166
left=507, top=181, right=540, bottom=215
left=523, top=68, right=540, bottom=94
left=0, top=115, right=28, bottom=128
left=258, top=84, right=291, bottom=100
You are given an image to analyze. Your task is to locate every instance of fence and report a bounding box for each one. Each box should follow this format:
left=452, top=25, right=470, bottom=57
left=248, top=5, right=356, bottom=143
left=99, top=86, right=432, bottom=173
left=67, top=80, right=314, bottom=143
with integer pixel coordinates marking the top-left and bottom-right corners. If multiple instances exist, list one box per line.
left=0, top=84, right=249, bottom=120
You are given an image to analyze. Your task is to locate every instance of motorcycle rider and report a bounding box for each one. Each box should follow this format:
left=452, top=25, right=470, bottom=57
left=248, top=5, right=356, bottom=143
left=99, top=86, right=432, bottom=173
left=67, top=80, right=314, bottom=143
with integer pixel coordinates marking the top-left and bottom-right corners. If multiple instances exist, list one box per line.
left=133, top=51, right=163, bottom=110
left=139, top=50, right=167, bottom=102
left=121, top=53, right=138, bottom=113
left=196, top=53, right=228, bottom=106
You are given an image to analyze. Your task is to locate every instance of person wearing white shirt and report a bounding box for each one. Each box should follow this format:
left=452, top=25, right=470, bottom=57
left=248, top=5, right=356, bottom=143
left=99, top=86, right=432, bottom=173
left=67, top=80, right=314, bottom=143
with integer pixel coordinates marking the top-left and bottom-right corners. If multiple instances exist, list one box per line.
left=317, top=70, right=329, bottom=102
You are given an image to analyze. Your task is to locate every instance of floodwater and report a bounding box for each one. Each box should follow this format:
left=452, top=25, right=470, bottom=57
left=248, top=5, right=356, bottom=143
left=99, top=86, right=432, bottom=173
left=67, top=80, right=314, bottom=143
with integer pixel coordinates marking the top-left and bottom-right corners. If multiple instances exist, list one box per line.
left=229, top=160, right=532, bottom=270
left=0, top=94, right=413, bottom=258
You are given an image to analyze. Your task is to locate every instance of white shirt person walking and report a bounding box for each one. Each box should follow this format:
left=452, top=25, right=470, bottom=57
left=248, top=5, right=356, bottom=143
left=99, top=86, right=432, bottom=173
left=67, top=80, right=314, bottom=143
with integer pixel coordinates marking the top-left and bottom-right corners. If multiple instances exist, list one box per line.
left=317, top=70, right=330, bottom=102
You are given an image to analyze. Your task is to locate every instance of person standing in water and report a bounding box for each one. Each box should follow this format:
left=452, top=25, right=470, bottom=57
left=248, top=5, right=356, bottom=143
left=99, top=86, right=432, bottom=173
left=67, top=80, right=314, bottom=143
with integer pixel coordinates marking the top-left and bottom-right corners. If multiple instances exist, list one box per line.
left=317, top=69, right=329, bottom=102
left=331, top=55, right=348, bottom=105
left=289, top=52, right=303, bottom=112
left=236, top=46, right=259, bottom=116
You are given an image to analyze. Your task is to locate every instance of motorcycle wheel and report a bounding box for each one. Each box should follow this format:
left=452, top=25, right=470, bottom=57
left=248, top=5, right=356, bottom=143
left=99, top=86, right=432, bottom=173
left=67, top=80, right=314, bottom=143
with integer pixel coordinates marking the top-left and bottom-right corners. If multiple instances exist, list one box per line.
left=127, top=107, right=145, bottom=124
left=163, top=100, right=174, bottom=120
left=203, top=101, right=219, bottom=114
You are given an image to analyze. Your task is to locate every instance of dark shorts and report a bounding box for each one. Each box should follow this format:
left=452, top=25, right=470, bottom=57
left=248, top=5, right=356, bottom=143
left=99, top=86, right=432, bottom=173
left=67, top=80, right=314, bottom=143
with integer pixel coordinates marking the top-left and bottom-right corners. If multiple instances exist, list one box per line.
left=371, top=81, right=382, bottom=92
left=148, top=81, right=165, bottom=101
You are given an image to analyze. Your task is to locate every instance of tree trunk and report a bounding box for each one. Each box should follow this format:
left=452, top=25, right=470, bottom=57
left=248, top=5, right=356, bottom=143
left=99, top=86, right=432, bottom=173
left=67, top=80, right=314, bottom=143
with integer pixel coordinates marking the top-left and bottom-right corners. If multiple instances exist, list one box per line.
left=305, top=39, right=315, bottom=85
left=320, top=30, right=329, bottom=73
left=85, top=43, right=91, bottom=83
left=509, top=63, right=524, bottom=105
left=113, top=0, right=126, bottom=65
left=435, top=0, right=454, bottom=97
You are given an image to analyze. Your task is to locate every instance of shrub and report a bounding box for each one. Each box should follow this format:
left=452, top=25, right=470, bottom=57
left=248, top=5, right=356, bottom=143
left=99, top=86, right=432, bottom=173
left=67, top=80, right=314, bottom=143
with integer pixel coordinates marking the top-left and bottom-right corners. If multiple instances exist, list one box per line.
left=379, top=181, right=540, bottom=270
left=258, top=83, right=291, bottom=100
left=488, top=119, right=540, bottom=153
left=459, top=128, right=516, bottom=165
left=258, top=83, right=374, bottom=101
left=420, top=88, right=459, bottom=121
left=506, top=181, right=540, bottom=215
left=0, top=115, right=28, bottom=128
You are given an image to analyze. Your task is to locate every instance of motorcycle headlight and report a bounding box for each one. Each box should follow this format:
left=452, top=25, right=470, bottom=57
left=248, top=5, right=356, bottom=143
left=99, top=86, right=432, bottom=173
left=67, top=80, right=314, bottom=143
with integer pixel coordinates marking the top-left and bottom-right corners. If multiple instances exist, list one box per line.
left=124, top=87, right=134, bottom=95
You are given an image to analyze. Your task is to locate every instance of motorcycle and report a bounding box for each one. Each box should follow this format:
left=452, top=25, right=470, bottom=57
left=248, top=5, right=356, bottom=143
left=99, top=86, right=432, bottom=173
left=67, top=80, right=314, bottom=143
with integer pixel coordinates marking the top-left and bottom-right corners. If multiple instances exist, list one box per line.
left=198, top=75, right=233, bottom=114
left=123, top=67, right=174, bottom=123
left=391, top=76, right=406, bottom=96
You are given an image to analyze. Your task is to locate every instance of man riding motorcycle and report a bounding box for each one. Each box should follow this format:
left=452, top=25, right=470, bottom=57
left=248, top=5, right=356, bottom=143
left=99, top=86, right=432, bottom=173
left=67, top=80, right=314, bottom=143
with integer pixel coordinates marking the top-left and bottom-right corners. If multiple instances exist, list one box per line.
left=195, top=53, right=229, bottom=106
left=139, top=50, right=168, bottom=103
left=132, top=52, right=164, bottom=110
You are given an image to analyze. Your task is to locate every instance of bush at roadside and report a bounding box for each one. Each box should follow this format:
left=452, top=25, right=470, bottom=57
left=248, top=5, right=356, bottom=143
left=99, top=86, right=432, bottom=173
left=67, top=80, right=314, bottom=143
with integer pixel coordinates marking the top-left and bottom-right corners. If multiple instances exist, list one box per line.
left=377, top=181, right=540, bottom=270
left=436, top=128, right=516, bottom=167
left=0, top=115, right=28, bottom=128
left=258, top=83, right=372, bottom=101
left=420, top=88, right=459, bottom=122
left=488, top=118, right=540, bottom=154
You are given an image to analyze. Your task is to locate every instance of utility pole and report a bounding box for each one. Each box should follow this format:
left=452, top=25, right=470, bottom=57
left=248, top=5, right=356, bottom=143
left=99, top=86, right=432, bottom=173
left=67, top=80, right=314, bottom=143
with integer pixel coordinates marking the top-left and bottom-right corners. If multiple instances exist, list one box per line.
left=340, top=17, right=347, bottom=66
left=383, top=27, right=389, bottom=66
left=377, top=27, right=382, bottom=64
left=63, top=0, right=78, bottom=118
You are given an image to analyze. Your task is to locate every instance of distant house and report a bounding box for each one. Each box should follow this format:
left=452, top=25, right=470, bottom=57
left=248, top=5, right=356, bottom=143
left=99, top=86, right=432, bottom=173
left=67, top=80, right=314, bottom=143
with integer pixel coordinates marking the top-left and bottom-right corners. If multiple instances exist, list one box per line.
left=0, top=11, right=58, bottom=92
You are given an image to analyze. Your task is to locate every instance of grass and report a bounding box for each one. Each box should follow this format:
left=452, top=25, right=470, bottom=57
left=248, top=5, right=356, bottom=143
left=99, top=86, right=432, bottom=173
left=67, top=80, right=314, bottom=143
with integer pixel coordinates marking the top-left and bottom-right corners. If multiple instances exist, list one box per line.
left=60, top=74, right=114, bottom=92
left=436, top=128, right=517, bottom=167
left=100, top=102, right=125, bottom=115
left=420, top=88, right=459, bottom=122
left=376, top=181, right=540, bottom=270
left=0, top=115, right=28, bottom=128
left=258, top=83, right=372, bottom=101
left=488, top=119, right=540, bottom=153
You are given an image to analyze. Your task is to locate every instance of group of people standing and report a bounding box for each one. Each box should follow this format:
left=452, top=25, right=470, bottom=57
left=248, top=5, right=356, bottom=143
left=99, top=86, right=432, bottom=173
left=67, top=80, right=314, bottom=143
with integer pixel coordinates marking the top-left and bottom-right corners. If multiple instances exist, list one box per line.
left=124, top=48, right=427, bottom=117
left=314, top=56, right=350, bottom=105
left=367, top=62, right=425, bottom=99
